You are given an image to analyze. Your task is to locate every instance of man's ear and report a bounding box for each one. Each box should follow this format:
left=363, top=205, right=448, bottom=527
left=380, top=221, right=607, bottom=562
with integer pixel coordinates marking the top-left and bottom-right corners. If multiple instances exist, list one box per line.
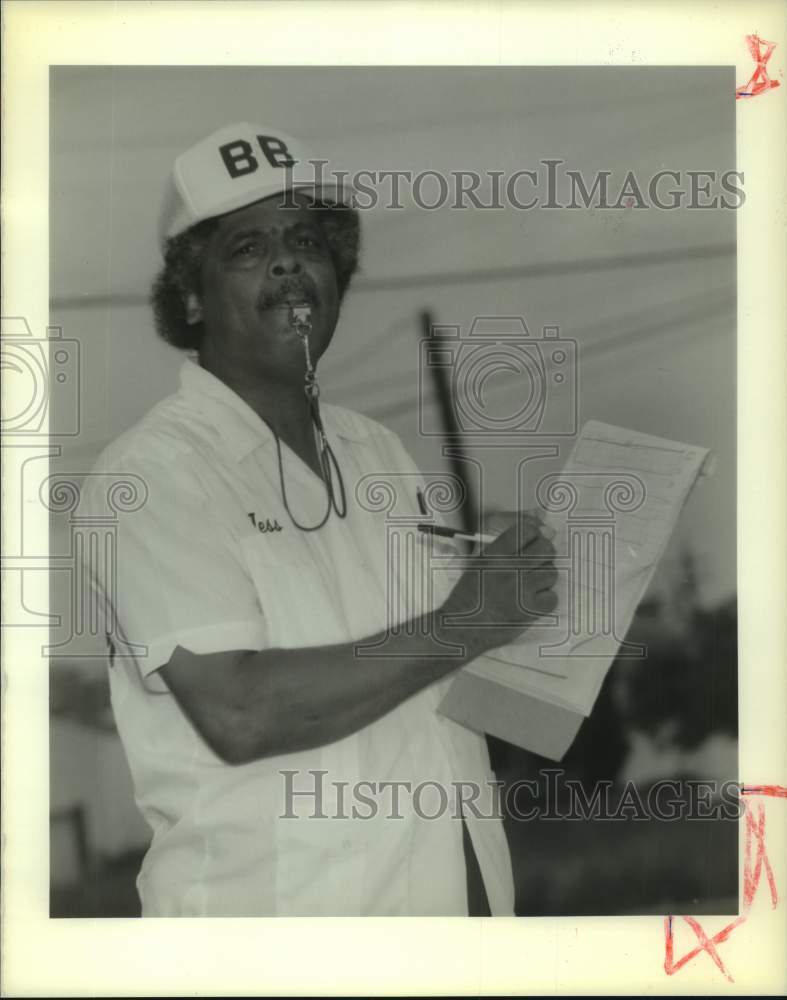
left=185, top=292, right=203, bottom=325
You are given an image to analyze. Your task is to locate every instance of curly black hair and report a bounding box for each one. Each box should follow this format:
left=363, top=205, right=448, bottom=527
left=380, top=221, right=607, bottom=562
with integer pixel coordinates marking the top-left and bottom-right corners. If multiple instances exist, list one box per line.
left=150, top=203, right=361, bottom=350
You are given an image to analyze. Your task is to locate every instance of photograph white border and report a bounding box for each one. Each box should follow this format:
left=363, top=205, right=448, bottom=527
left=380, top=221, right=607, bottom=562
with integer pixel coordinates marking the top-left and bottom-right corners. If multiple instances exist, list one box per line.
left=2, top=1, right=786, bottom=994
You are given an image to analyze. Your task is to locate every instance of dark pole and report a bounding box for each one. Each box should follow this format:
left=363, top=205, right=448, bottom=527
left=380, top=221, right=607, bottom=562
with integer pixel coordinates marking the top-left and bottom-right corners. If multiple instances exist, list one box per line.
left=419, top=309, right=477, bottom=536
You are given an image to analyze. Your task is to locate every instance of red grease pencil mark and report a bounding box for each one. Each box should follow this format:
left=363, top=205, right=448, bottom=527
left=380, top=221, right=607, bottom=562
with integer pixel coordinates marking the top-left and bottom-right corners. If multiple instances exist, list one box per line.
left=664, top=913, right=743, bottom=983
left=663, top=785, right=785, bottom=983
left=741, top=783, right=787, bottom=799
left=736, top=34, right=781, bottom=99
left=742, top=800, right=779, bottom=910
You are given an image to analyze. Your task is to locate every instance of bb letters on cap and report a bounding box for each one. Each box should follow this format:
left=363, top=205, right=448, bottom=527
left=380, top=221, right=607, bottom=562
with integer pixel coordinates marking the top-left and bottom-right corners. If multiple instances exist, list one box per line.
left=218, top=135, right=297, bottom=179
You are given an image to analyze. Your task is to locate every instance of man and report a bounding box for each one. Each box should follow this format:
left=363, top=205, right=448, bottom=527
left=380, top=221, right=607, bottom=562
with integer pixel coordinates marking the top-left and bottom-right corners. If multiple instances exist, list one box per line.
left=83, top=123, right=557, bottom=917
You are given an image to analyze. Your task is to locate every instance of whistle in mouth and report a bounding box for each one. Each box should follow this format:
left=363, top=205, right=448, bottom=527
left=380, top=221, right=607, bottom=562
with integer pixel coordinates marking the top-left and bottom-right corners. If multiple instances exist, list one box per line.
left=289, top=303, right=312, bottom=334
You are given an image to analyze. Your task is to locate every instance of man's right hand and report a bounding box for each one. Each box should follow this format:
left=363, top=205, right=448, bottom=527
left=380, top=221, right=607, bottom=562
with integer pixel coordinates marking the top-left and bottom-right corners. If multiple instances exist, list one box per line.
left=438, top=513, right=558, bottom=659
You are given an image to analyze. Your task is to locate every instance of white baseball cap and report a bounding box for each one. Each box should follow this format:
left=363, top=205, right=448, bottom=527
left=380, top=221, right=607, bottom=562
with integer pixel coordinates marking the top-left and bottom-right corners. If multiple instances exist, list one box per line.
left=158, top=122, right=354, bottom=249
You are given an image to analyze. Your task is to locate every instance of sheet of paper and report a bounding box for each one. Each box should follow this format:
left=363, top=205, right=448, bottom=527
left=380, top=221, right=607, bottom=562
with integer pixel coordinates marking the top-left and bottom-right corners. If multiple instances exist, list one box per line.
left=465, top=420, right=712, bottom=715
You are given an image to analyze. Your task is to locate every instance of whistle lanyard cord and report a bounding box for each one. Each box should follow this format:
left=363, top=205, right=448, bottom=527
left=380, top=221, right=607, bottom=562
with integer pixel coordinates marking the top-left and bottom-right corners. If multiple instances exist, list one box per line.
left=269, top=309, right=348, bottom=532
left=321, top=433, right=348, bottom=517
left=269, top=399, right=348, bottom=533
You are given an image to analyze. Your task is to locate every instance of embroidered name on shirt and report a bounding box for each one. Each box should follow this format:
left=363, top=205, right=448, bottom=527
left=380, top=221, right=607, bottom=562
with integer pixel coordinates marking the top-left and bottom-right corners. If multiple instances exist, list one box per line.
left=247, top=512, right=284, bottom=533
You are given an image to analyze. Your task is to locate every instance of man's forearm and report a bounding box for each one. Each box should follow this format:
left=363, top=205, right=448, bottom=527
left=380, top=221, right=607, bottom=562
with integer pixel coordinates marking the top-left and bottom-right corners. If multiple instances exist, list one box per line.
left=165, top=611, right=486, bottom=764
left=242, top=612, right=479, bottom=758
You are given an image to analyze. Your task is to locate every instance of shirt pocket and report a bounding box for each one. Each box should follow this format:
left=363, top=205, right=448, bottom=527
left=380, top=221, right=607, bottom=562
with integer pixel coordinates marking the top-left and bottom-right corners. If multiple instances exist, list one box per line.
left=239, top=534, right=348, bottom=649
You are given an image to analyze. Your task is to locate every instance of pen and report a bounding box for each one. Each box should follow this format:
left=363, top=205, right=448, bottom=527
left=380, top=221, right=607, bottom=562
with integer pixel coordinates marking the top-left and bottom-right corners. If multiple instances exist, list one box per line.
left=418, top=523, right=497, bottom=544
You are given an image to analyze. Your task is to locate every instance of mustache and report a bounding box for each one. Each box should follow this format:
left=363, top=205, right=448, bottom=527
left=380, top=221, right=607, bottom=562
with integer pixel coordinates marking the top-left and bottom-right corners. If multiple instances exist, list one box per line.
left=257, top=278, right=320, bottom=312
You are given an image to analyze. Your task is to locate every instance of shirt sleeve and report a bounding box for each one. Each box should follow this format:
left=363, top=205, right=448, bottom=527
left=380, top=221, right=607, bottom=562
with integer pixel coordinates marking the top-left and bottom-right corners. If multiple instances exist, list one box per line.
left=81, top=447, right=267, bottom=693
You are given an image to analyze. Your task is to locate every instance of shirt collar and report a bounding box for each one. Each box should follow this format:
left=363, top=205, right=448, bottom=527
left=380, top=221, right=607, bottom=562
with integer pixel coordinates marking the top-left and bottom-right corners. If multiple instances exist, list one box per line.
left=178, top=357, right=369, bottom=461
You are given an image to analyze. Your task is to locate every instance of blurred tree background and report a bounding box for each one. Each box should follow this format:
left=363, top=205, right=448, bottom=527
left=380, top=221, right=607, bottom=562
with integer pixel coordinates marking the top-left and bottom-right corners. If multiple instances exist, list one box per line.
left=490, top=551, right=739, bottom=915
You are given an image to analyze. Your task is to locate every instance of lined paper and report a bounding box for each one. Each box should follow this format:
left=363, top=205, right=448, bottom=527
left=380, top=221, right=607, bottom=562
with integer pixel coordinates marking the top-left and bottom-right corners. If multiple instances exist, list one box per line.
left=463, top=421, right=712, bottom=716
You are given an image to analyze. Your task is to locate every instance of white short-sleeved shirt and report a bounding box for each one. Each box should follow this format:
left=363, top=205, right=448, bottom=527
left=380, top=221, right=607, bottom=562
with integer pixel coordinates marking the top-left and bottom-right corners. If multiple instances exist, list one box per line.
left=82, top=358, right=515, bottom=917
